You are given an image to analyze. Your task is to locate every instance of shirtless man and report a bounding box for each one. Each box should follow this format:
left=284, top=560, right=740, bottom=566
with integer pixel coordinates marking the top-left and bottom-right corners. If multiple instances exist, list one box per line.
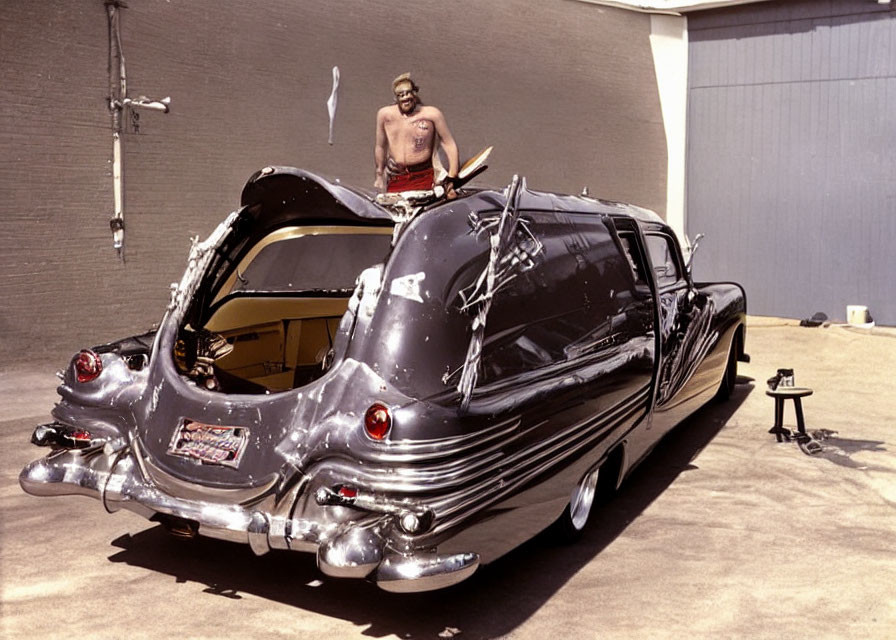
left=374, top=73, right=459, bottom=194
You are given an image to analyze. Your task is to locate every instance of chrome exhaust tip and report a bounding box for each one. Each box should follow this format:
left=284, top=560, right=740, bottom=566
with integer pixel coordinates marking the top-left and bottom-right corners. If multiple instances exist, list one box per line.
left=153, top=514, right=199, bottom=539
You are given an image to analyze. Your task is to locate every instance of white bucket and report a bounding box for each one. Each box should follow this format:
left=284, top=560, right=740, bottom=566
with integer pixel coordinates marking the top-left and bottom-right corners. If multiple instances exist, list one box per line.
left=847, top=305, right=870, bottom=326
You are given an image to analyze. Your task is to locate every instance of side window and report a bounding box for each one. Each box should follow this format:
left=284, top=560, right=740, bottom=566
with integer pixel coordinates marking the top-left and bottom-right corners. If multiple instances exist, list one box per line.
left=617, top=231, right=648, bottom=286
left=645, top=234, right=682, bottom=288
left=480, top=314, right=597, bottom=383
left=478, top=213, right=632, bottom=385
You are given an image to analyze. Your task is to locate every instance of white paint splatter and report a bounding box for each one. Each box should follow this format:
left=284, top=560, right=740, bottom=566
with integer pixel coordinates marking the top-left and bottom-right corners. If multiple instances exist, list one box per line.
left=326, top=66, right=340, bottom=144
left=390, top=271, right=426, bottom=303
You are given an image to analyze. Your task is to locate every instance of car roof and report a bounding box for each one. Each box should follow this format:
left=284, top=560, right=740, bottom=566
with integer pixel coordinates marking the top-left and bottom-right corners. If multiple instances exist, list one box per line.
left=432, top=184, right=665, bottom=225
left=240, top=166, right=665, bottom=227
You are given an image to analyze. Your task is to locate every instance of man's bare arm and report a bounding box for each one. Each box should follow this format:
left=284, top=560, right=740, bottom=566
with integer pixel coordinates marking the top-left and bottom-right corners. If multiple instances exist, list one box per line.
left=431, top=108, right=459, bottom=179
left=374, top=109, right=389, bottom=190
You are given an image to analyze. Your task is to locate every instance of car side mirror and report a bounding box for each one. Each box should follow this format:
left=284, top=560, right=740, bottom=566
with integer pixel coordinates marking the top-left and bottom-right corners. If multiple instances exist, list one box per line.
left=685, top=233, right=704, bottom=274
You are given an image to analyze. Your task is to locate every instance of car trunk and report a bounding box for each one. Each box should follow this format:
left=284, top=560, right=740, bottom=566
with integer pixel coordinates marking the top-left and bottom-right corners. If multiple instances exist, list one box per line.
left=132, top=170, right=397, bottom=487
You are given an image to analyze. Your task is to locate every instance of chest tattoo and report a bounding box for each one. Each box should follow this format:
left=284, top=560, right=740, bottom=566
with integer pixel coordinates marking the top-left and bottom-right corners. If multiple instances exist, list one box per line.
left=412, top=119, right=432, bottom=151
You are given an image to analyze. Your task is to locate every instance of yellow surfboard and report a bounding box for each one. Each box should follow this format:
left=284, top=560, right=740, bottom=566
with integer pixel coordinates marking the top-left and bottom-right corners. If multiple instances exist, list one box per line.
left=457, top=146, right=493, bottom=185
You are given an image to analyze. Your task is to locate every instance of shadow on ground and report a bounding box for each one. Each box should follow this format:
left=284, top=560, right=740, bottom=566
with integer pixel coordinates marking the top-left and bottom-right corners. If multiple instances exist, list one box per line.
left=106, top=384, right=752, bottom=639
left=808, top=435, right=890, bottom=471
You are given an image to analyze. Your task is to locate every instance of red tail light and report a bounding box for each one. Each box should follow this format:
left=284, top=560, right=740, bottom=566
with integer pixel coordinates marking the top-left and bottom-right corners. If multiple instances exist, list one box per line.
left=337, top=486, right=358, bottom=499
left=62, top=428, right=94, bottom=448
left=364, top=403, right=391, bottom=440
left=74, top=350, right=103, bottom=383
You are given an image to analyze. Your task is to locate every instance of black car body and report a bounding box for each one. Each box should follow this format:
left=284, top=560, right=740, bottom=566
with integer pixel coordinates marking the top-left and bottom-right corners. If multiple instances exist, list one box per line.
left=20, top=167, right=747, bottom=592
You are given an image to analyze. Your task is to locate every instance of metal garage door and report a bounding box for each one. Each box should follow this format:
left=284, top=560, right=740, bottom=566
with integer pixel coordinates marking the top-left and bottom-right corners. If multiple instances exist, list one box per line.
left=686, top=0, right=895, bottom=325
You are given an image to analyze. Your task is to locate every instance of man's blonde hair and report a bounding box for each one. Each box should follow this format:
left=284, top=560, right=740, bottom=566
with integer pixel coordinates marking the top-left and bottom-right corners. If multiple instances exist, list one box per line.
left=392, top=72, right=419, bottom=94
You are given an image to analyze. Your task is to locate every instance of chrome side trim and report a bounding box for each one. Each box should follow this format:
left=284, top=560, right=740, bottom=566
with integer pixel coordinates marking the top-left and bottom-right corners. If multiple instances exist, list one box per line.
left=310, top=385, right=649, bottom=536
left=369, top=415, right=520, bottom=462
left=429, top=387, right=649, bottom=533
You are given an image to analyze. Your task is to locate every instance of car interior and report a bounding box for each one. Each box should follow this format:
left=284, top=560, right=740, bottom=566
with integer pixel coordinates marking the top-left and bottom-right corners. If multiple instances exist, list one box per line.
left=177, top=225, right=393, bottom=393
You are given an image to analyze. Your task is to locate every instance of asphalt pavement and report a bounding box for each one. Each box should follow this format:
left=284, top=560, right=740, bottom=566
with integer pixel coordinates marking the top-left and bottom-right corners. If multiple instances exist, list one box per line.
left=2, top=317, right=894, bottom=639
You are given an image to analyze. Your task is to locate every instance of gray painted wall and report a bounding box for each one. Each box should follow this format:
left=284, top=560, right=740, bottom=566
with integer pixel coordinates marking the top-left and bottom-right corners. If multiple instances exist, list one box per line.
left=1, top=0, right=667, bottom=365
left=686, top=0, right=895, bottom=324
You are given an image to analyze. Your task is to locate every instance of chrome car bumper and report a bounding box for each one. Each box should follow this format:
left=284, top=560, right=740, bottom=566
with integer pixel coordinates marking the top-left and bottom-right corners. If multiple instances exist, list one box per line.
left=19, top=438, right=479, bottom=592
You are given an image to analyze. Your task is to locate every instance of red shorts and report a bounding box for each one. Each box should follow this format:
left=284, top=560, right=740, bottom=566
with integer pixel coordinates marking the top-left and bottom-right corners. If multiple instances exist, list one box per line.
left=387, top=166, right=434, bottom=192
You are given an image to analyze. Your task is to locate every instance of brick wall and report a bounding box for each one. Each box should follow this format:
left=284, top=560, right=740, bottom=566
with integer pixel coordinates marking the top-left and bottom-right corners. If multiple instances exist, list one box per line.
left=0, top=0, right=666, bottom=364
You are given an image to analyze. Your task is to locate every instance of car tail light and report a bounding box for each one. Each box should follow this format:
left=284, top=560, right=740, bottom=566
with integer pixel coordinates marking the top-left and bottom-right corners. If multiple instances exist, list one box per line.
left=31, top=423, right=97, bottom=449
left=73, top=349, right=103, bottom=383
left=62, top=428, right=94, bottom=449
left=315, top=484, right=359, bottom=506
left=364, top=403, right=391, bottom=440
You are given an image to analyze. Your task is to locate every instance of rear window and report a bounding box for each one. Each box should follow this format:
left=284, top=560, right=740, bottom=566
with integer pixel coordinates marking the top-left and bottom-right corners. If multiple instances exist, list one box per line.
left=214, top=228, right=393, bottom=300
left=232, top=233, right=392, bottom=294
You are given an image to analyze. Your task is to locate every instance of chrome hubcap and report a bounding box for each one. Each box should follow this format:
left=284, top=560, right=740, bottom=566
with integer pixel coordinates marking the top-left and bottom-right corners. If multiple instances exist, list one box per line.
left=569, top=467, right=600, bottom=531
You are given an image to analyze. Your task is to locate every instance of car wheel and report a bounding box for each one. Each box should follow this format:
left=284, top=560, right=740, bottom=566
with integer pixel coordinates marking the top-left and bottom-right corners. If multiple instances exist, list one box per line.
left=715, top=337, right=738, bottom=402
left=553, top=466, right=600, bottom=542
left=569, top=466, right=600, bottom=530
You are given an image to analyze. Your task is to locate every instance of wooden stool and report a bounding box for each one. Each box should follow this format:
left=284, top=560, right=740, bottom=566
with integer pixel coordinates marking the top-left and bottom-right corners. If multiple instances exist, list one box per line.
left=766, top=387, right=813, bottom=442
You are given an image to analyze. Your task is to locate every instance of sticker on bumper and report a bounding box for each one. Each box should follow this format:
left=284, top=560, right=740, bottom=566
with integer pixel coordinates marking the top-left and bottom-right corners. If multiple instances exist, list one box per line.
left=167, top=420, right=250, bottom=468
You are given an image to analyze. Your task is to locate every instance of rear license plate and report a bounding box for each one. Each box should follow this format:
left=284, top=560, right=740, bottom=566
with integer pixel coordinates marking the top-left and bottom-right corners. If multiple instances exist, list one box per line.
left=167, top=419, right=250, bottom=469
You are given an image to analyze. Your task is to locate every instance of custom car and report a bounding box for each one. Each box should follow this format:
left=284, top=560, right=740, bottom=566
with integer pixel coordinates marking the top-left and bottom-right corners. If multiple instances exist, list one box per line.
left=20, top=166, right=748, bottom=592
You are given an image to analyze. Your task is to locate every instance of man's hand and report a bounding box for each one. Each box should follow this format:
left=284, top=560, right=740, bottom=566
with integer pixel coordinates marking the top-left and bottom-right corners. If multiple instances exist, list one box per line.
left=442, top=176, right=458, bottom=200
left=374, top=174, right=386, bottom=191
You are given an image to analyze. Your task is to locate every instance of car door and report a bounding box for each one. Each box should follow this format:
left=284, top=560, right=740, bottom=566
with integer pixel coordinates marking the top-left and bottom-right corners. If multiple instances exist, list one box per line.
left=643, top=231, right=714, bottom=433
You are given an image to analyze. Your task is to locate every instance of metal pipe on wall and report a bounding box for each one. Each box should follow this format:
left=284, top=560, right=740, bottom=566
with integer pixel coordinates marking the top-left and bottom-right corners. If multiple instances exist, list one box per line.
left=105, top=0, right=170, bottom=260
left=106, top=0, right=127, bottom=257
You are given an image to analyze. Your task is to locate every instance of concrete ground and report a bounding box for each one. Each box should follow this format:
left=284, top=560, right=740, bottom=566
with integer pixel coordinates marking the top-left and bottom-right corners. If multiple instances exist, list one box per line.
left=2, top=317, right=894, bottom=639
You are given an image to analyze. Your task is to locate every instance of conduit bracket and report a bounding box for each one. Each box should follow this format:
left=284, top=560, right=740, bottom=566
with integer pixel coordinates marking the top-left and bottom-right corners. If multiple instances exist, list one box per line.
left=106, top=0, right=171, bottom=260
